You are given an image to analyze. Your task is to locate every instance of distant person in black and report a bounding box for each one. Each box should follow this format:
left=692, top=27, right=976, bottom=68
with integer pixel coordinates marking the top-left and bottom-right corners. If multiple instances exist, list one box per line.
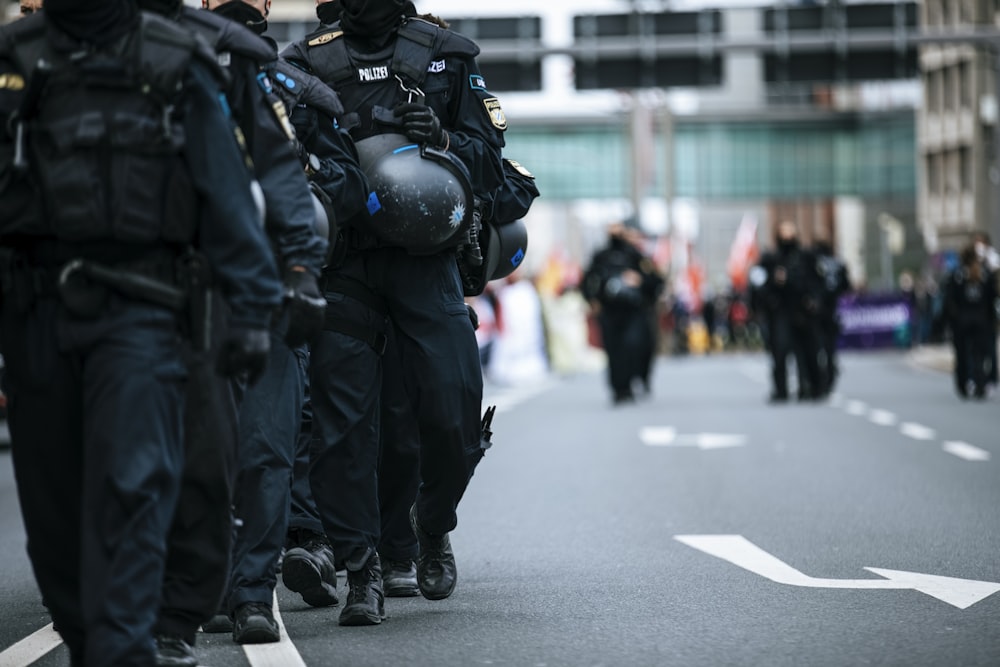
left=582, top=223, right=664, bottom=404
left=752, top=221, right=823, bottom=402
left=813, top=240, right=850, bottom=396
left=945, top=244, right=997, bottom=399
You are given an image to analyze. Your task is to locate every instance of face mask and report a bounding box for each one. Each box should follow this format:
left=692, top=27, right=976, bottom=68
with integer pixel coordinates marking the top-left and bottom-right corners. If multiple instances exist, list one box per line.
left=316, top=1, right=341, bottom=25
left=213, top=1, right=267, bottom=35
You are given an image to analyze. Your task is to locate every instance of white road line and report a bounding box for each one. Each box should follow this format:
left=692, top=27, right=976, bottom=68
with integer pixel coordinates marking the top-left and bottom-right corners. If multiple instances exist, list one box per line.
left=0, top=623, right=61, bottom=667
left=242, top=594, right=307, bottom=667
left=943, top=441, right=991, bottom=462
left=900, top=422, right=937, bottom=441
left=868, top=409, right=898, bottom=427
left=844, top=399, right=868, bottom=416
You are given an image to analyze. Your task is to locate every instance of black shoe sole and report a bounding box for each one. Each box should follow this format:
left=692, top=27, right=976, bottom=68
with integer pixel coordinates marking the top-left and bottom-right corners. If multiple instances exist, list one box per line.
left=233, top=625, right=280, bottom=644
left=282, top=555, right=338, bottom=607
left=200, top=615, right=233, bottom=634
left=383, top=580, right=420, bottom=597
left=338, top=606, right=385, bottom=626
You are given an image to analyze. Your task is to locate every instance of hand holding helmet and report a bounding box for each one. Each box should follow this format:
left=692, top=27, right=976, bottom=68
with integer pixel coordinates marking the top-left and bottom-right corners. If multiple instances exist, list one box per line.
left=393, top=102, right=448, bottom=149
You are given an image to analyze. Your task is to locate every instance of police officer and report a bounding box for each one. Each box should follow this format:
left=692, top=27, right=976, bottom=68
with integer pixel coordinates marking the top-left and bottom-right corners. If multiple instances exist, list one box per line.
left=0, top=2, right=282, bottom=665
left=136, top=0, right=330, bottom=659
left=813, top=239, right=850, bottom=397
left=945, top=243, right=997, bottom=399
left=281, top=0, right=505, bottom=624
left=753, top=221, right=823, bottom=402
left=179, top=0, right=363, bottom=646
left=265, top=52, right=372, bottom=631
left=581, top=224, right=664, bottom=404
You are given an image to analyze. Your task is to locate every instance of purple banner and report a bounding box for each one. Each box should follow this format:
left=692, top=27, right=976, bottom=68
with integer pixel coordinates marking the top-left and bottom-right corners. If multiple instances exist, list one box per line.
left=837, top=293, right=912, bottom=349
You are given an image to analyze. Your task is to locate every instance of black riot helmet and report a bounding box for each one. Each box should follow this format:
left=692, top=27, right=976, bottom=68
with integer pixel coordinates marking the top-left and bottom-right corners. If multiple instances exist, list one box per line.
left=354, top=133, right=474, bottom=255
left=484, top=218, right=528, bottom=281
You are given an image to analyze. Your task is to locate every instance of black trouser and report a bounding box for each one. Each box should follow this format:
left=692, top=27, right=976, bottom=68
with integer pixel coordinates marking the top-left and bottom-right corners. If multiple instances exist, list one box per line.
left=227, top=335, right=305, bottom=612
left=818, top=317, right=840, bottom=394
left=598, top=306, right=651, bottom=399
left=377, top=325, right=421, bottom=563
left=953, top=321, right=991, bottom=392
left=310, top=248, right=483, bottom=566
left=156, top=352, right=239, bottom=642
left=288, top=358, right=326, bottom=539
left=2, top=293, right=185, bottom=667
left=768, top=313, right=823, bottom=398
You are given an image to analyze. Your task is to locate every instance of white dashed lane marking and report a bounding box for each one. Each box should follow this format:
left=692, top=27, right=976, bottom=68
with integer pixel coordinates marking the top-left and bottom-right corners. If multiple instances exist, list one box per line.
left=868, top=409, right=898, bottom=426
left=942, top=441, right=991, bottom=462
left=900, top=422, right=937, bottom=441
left=834, top=396, right=989, bottom=463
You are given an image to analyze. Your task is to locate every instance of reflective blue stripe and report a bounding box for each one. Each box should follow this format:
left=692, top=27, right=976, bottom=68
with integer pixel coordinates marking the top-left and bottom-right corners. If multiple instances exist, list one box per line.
left=392, top=145, right=419, bottom=154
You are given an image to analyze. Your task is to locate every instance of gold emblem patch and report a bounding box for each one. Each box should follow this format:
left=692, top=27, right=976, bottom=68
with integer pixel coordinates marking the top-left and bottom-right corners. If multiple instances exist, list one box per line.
left=308, top=30, right=343, bottom=47
left=270, top=100, right=296, bottom=142
left=0, top=73, right=25, bottom=91
left=506, top=159, right=533, bottom=178
left=483, top=97, right=507, bottom=131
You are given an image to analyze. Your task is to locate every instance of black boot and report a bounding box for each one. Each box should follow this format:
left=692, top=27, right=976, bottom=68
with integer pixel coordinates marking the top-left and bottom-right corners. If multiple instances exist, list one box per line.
left=232, top=602, right=279, bottom=644
left=155, top=635, right=198, bottom=667
left=339, top=552, right=385, bottom=626
left=409, top=504, right=457, bottom=600
left=381, top=557, right=419, bottom=598
left=282, top=531, right=339, bottom=607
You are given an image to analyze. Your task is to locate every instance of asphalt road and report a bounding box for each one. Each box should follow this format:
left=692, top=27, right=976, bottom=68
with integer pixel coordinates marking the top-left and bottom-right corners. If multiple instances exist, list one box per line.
left=1, top=348, right=998, bottom=667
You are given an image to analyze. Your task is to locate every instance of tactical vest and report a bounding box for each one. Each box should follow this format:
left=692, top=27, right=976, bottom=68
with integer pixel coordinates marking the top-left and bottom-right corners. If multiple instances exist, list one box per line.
left=283, top=17, right=478, bottom=140
left=0, top=13, right=213, bottom=246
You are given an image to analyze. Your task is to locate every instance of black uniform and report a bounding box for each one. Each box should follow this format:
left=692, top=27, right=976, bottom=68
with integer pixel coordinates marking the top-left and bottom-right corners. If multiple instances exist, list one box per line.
left=0, top=8, right=281, bottom=666
left=945, top=252, right=997, bottom=398
left=282, top=5, right=504, bottom=621
left=814, top=244, right=850, bottom=396
left=581, top=234, right=664, bottom=403
left=133, top=3, right=331, bottom=650
left=755, top=241, right=824, bottom=401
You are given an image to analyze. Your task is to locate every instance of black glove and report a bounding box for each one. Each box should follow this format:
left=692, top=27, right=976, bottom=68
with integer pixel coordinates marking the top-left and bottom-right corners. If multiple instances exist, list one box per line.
left=393, top=102, right=448, bottom=148
left=283, top=269, right=327, bottom=347
left=216, top=326, right=270, bottom=385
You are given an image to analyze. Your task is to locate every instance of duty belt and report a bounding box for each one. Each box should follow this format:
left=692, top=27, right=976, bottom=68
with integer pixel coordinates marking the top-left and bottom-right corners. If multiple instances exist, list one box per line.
left=320, top=275, right=388, bottom=355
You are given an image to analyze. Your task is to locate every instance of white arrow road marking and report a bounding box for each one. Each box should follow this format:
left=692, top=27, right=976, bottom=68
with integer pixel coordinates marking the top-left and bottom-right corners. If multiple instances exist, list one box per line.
left=868, top=409, right=898, bottom=426
left=675, top=534, right=1000, bottom=609
left=844, top=399, right=868, bottom=416
left=640, top=427, right=747, bottom=450
left=242, top=593, right=307, bottom=667
left=942, top=441, right=991, bottom=462
left=900, top=422, right=936, bottom=441
left=0, top=623, right=61, bottom=667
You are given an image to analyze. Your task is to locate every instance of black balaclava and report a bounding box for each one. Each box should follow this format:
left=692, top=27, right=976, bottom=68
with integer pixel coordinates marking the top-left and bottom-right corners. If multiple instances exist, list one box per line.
left=316, top=0, right=342, bottom=26
left=137, top=0, right=182, bottom=18
left=339, top=0, right=415, bottom=37
left=213, top=1, right=268, bottom=35
left=45, top=0, right=139, bottom=46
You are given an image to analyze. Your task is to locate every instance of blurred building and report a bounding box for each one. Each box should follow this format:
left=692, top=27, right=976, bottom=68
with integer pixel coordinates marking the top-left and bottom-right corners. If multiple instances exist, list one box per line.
left=918, top=0, right=1000, bottom=252
left=7, top=0, right=974, bottom=293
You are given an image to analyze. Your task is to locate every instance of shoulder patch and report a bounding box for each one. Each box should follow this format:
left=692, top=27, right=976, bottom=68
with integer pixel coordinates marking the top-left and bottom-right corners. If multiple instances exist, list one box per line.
left=506, top=159, right=533, bottom=178
left=469, top=74, right=486, bottom=90
left=483, top=97, right=507, bottom=131
left=428, top=59, right=445, bottom=73
left=256, top=71, right=273, bottom=95
left=308, top=30, right=343, bottom=47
